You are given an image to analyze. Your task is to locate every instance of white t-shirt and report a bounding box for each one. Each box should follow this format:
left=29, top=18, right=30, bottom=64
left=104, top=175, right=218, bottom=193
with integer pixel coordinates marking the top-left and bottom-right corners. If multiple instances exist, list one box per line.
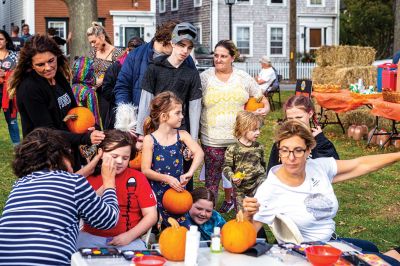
left=258, top=67, right=276, bottom=93
left=254, top=157, right=339, bottom=242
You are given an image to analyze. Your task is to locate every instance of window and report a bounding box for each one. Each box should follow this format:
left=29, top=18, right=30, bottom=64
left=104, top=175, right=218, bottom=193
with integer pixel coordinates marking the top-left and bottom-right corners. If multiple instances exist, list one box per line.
left=268, top=0, right=286, bottom=5
left=236, top=0, right=252, bottom=4
left=194, top=22, right=202, bottom=43
left=124, top=27, right=144, bottom=47
left=234, top=24, right=253, bottom=56
left=47, top=19, right=68, bottom=54
left=159, top=0, right=166, bottom=13
left=308, top=0, right=324, bottom=6
left=194, top=0, right=202, bottom=7
left=271, top=0, right=283, bottom=3
left=171, top=0, right=178, bottom=11
left=267, top=24, right=286, bottom=57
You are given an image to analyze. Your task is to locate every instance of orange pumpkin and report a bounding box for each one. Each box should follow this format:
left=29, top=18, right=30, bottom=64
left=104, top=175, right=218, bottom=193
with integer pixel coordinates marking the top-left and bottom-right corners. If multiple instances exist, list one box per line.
left=162, top=188, right=193, bottom=215
left=129, top=150, right=142, bottom=170
left=63, top=107, right=95, bottom=134
left=368, top=129, right=377, bottom=145
left=221, top=210, right=256, bottom=253
left=244, top=97, right=264, bottom=112
left=159, top=218, right=188, bottom=261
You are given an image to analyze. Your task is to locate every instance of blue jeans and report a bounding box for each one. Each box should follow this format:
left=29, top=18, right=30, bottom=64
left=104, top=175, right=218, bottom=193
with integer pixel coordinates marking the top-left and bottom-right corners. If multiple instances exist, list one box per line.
left=3, top=109, right=20, bottom=145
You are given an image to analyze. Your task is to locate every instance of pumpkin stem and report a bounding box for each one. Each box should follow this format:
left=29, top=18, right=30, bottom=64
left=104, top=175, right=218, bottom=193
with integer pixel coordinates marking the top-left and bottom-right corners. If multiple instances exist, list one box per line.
left=63, top=114, right=78, bottom=122
left=167, top=217, right=180, bottom=229
left=236, top=210, right=245, bottom=222
left=256, top=96, right=263, bottom=102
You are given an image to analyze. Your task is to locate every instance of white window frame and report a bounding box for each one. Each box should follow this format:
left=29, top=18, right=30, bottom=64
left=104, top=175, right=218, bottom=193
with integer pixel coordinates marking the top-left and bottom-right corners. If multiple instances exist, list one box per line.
left=159, top=0, right=166, bottom=13
left=194, top=0, right=202, bottom=7
left=307, top=0, right=325, bottom=7
left=194, top=22, right=202, bottom=44
left=267, top=23, right=287, bottom=58
left=267, top=0, right=286, bottom=6
left=233, top=23, right=253, bottom=57
left=171, top=0, right=179, bottom=11
left=47, top=20, right=67, bottom=55
left=236, top=0, right=253, bottom=5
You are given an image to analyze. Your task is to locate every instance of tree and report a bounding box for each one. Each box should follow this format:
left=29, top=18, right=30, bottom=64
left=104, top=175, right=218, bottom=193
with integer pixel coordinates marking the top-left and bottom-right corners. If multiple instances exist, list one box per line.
left=340, top=0, right=394, bottom=59
left=394, top=0, right=400, bottom=52
left=61, top=0, right=98, bottom=61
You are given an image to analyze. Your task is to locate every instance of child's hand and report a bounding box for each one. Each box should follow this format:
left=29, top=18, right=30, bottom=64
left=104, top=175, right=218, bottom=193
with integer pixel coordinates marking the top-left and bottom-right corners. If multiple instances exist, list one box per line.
left=107, top=231, right=133, bottom=246
left=232, top=177, right=242, bottom=186
left=311, top=126, right=322, bottom=137
left=166, top=175, right=184, bottom=192
left=179, top=172, right=192, bottom=186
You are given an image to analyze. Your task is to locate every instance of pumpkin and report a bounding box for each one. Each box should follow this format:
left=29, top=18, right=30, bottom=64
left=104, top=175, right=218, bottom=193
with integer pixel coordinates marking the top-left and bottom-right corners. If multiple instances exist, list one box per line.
left=162, top=188, right=193, bottom=215
left=129, top=150, right=142, bottom=170
left=360, top=125, right=368, bottom=140
left=353, top=126, right=363, bottom=141
left=244, top=97, right=264, bottom=112
left=63, top=107, right=95, bottom=134
left=392, top=135, right=400, bottom=148
left=221, top=210, right=256, bottom=253
left=376, top=130, right=390, bottom=148
left=347, top=124, right=356, bottom=139
left=368, top=129, right=377, bottom=145
left=159, top=218, right=188, bottom=261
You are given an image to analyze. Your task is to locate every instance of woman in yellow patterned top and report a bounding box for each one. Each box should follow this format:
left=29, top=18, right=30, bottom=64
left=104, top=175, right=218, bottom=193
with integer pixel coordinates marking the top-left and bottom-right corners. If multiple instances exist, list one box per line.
left=200, top=40, right=269, bottom=212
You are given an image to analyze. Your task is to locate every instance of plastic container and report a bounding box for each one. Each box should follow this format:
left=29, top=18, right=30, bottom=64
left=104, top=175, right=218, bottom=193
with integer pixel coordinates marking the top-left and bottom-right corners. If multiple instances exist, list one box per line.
left=377, top=63, right=397, bottom=92
left=305, top=245, right=342, bottom=266
left=382, top=67, right=398, bottom=92
left=184, top=225, right=200, bottom=266
left=210, top=227, right=222, bottom=253
left=132, top=255, right=167, bottom=266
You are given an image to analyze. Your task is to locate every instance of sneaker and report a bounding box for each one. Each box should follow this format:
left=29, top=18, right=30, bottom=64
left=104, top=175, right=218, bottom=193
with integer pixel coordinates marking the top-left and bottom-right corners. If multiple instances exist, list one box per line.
left=218, top=200, right=234, bottom=213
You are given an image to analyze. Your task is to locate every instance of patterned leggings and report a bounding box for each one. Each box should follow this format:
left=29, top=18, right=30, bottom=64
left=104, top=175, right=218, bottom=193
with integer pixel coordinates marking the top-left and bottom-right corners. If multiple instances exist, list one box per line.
left=202, top=145, right=227, bottom=203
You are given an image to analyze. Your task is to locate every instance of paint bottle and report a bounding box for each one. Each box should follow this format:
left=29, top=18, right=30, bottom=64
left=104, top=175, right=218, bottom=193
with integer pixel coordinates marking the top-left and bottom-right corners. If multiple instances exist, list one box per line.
left=210, top=227, right=222, bottom=253
left=184, top=225, right=200, bottom=266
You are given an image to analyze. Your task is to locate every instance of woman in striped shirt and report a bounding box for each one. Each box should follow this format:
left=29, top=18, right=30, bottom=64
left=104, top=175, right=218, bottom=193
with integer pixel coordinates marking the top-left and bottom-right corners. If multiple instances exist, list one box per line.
left=0, top=128, right=120, bottom=266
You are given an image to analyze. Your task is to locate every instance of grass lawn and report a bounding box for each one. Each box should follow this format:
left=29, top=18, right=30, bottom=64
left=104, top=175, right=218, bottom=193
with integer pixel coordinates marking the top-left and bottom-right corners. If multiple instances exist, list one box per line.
left=0, top=91, right=399, bottom=251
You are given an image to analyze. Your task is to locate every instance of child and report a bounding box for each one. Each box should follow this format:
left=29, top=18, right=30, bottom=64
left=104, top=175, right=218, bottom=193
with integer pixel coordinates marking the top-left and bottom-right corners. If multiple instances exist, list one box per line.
left=222, top=111, right=266, bottom=211
left=141, top=91, right=204, bottom=227
left=77, top=129, right=157, bottom=250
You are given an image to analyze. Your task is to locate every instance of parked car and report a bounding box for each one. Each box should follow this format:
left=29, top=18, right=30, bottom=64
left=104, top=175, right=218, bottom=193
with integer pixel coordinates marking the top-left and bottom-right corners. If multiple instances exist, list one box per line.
left=193, top=43, right=213, bottom=72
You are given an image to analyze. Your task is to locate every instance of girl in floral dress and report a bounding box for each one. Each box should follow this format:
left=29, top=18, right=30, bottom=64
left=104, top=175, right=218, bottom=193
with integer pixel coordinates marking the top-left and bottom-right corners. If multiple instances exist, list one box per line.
left=142, top=91, right=204, bottom=228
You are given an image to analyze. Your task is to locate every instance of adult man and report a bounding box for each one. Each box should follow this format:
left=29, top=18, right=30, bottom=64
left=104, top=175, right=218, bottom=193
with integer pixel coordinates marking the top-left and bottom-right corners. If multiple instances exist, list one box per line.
left=136, top=22, right=202, bottom=141
left=114, top=20, right=195, bottom=109
left=10, top=26, right=24, bottom=51
left=256, top=55, right=276, bottom=94
left=21, top=24, right=32, bottom=43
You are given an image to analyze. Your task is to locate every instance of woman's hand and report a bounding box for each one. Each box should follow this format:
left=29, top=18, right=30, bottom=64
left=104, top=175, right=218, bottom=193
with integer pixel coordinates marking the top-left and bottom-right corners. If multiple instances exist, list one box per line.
left=166, top=175, right=184, bottom=192
left=107, top=231, right=133, bottom=247
left=88, top=127, right=105, bottom=145
left=243, top=197, right=260, bottom=219
left=179, top=172, right=193, bottom=186
left=311, top=126, right=323, bottom=137
left=101, top=155, right=116, bottom=189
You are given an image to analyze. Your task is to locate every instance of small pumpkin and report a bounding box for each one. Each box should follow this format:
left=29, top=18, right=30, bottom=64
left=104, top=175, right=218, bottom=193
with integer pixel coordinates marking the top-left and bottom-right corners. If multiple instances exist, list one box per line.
left=368, top=129, right=377, bottom=145
left=392, top=135, right=400, bottom=148
left=347, top=124, right=356, bottom=139
left=63, top=107, right=95, bottom=134
left=353, top=126, right=363, bottom=141
left=244, top=97, right=264, bottom=112
left=162, top=188, right=193, bottom=215
left=159, top=217, right=188, bottom=261
left=221, top=210, right=256, bottom=253
left=360, top=125, right=368, bottom=140
left=377, top=130, right=390, bottom=148
left=129, top=150, right=142, bottom=170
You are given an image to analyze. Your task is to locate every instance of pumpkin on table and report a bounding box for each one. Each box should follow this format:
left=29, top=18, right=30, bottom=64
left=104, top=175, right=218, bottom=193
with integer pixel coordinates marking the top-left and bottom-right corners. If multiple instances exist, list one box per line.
left=244, top=97, right=264, bottom=112
left=129, top=150, right=142, bottom=170
left=63, top=107, right=95, bottom=134
left=221, top=210, right=256, bottom=253
left=159, top=217, right=188, bottom=261
left=162, top=188, right=193, bottom=215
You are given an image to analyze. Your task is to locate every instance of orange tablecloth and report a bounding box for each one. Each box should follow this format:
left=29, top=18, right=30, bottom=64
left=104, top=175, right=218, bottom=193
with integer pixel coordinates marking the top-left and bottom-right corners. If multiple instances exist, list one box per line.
left=369, top=98, right=400, bottom=121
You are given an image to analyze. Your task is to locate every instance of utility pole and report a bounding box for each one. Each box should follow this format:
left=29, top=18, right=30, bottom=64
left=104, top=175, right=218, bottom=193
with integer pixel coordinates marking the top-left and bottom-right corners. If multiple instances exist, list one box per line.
left=289, top=0, right=297, bottom=82
left=394, top=0, right=400, bottom=52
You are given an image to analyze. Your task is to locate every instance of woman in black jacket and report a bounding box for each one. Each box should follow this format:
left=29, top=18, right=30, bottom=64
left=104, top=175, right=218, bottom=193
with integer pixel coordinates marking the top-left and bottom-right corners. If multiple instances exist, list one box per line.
left=267, top=95, right=339, bottom=173
left=8, top=34, right=104, bottom=170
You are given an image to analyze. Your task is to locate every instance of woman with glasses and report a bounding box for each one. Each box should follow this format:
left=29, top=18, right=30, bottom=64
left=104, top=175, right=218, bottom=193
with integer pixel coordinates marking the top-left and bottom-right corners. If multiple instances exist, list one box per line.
left=8, top=35, right=105, bottom=171
left=242, top=120, right=400, bottom=265
left=266, top=95, right=338, bottom=173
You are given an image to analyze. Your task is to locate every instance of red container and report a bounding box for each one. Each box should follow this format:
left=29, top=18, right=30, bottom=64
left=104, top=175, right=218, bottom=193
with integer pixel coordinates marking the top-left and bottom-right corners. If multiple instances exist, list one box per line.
left=132, top=255, right=167, bottom=266
left=305, top=245, right=342, bottom=266
left=382, top=68, right=397, bottom=91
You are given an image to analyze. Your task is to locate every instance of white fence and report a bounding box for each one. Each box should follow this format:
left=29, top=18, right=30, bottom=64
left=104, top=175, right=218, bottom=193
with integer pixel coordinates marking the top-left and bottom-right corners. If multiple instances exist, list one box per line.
left=234, top=62, right=316, bottom=80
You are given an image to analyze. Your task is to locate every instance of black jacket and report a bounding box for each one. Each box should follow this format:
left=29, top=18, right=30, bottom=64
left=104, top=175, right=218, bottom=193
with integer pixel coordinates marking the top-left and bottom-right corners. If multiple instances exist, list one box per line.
left=16, top=70, right=92, bottom=147
left=266, top=132, right=339, bottom=173
left=101, top=61, right=122, bottom=129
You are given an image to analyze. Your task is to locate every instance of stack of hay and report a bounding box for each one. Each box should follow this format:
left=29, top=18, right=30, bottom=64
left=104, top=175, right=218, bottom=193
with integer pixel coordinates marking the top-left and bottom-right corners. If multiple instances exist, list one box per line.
left=312, top=46, right=377, bottom=89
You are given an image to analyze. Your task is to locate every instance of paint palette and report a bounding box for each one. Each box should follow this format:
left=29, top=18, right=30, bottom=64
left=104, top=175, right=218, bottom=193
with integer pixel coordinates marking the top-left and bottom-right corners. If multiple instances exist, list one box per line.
left=121, top=250, right=162, bottom=261
left=79, top=247, right=121, bottom=258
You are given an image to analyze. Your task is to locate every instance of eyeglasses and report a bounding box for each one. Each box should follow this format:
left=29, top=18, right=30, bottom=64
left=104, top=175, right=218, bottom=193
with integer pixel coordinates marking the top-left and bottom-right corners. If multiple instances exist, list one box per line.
left=278, top=148, right=307, bottom=158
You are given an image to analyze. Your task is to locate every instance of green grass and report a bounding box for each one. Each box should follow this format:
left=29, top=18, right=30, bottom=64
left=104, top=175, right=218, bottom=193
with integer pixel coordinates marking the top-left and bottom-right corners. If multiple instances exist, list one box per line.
left=0, top=92, right=399, bottom=251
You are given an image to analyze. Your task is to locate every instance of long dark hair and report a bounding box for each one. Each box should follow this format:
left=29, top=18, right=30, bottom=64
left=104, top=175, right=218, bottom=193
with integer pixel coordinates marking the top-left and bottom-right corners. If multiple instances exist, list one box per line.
left=0, top=30, right=16, bottom=51
left=13, top=128, right=74, bottom=178
left=8, top=34, right=71, bottom=97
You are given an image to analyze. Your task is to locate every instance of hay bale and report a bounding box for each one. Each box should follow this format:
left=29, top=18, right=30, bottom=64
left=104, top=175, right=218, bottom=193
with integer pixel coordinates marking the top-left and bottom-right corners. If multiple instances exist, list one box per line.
left=315, top=45, right=376, bottom=67
left=312, top=66, right=377, bottom=89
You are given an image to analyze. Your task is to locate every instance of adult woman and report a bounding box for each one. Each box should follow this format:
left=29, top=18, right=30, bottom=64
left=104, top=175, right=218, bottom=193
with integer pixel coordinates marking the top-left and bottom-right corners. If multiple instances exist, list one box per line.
left=77, top=130, right=157, bottom=250
left=0, top=128, right=119, bottom=265
left=8, top=34, right=104, bottom=170
left=87, top=22, right=123, bottom=129
left=243, top=120, right=400, bottom=265
left=186, top=187, right=226, bottom=241
left=267, top=95, right=338, bottom=172
left=0, top=30, right=20, bottom=146
left=200, top=40, right=269, bottom=211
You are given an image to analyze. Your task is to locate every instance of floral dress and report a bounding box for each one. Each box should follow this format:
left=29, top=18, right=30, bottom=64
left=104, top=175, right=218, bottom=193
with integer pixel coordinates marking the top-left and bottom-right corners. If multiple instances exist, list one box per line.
left=150, top=131, right=190, bottom=228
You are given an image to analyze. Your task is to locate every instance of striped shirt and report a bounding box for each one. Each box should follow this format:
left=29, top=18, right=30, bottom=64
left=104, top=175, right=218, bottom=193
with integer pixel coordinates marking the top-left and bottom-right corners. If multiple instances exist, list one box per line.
left=0, top=170, right=119, bottom=266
